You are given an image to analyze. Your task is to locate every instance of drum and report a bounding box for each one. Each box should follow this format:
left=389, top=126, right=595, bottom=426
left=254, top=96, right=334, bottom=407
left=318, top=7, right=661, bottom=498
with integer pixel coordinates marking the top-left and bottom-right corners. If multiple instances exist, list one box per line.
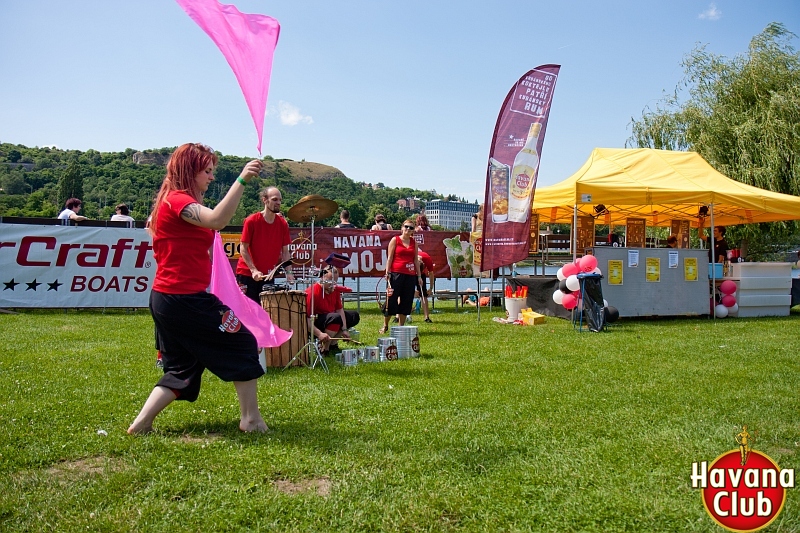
left=341, top=349, right=359, bottom=366
left=390, top=326, right=420, bottom=358
left=377, top=337, right=398, bottom=361
left=361, top=346, right=379, bottom=363
left=259, top=290, right=308, bottom=367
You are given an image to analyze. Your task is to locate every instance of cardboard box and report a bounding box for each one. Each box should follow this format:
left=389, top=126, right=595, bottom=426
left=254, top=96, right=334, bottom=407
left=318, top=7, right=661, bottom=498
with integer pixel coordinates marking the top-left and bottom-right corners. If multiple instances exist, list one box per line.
left=520, top=309, right=545, bottom=325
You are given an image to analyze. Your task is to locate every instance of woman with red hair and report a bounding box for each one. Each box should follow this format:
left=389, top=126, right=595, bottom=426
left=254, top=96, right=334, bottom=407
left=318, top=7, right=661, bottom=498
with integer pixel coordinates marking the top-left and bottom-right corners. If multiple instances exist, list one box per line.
left=129, top=143, right=267, bottom=434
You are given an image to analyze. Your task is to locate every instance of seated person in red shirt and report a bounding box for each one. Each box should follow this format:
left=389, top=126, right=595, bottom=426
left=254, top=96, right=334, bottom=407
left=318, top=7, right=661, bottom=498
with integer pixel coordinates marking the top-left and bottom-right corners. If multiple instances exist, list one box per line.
left=306, top=266, right=360, bottom=353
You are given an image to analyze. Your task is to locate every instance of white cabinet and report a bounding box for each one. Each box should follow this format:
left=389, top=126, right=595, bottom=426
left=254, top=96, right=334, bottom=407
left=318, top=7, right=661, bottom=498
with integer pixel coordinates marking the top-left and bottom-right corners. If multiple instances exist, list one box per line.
left=725, top=263, right=792, bottom=317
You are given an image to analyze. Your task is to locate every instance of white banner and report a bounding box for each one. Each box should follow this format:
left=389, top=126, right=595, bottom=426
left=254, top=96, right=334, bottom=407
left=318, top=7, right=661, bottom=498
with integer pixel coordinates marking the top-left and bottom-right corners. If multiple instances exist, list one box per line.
left=0, top=223, right=156, bottom=308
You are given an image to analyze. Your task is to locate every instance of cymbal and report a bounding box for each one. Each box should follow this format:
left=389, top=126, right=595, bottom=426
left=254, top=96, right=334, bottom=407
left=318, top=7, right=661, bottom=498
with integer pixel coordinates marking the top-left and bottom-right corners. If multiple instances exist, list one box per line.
left=287, top=194, right=338, bottom=223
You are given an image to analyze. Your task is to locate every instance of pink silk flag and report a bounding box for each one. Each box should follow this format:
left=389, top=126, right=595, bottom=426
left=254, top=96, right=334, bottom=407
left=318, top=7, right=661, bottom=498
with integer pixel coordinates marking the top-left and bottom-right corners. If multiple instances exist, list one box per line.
left=209, top=232, right=292, bottom=348
left=175, top=0, right=280, bottom=154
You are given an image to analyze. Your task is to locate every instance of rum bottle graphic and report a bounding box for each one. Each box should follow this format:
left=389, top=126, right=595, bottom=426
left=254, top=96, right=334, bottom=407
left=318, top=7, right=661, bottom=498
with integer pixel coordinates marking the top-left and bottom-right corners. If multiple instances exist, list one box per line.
left=507, top=122, right=541, bottom=222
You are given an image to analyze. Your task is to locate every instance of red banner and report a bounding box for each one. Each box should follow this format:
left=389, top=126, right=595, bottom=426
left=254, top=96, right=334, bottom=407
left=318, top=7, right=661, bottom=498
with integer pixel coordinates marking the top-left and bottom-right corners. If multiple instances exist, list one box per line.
left=224, top=228, right=471, bottom=279
left=480, top=65, right=560, bottom=271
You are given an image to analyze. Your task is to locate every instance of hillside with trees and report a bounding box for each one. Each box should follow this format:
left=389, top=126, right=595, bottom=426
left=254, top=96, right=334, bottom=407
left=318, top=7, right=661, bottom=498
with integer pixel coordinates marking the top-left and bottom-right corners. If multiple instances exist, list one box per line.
left=0, top=143, right=446, bottom=229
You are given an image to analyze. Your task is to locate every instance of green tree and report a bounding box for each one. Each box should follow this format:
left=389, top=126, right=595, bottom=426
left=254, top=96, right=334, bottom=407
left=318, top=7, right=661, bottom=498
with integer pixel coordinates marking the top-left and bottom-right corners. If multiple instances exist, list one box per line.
left=628, top=22, right=800, bottom=256
left=58, top=160, right=84, bottom=206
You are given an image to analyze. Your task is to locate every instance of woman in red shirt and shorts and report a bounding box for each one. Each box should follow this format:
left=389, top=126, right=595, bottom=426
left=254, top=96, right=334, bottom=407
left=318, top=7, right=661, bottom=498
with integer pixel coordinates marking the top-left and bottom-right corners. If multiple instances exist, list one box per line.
left=380, top=219, right=422, bottom=334
left=128, top=143, right=268, bottom=434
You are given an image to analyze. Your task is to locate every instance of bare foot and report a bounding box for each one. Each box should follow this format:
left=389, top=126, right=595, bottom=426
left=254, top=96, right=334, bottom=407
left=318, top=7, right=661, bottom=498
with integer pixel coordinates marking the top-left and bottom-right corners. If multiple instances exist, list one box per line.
left=240, top=417, right=269, bottom=433
left=127, top=421, right=154, bottom=435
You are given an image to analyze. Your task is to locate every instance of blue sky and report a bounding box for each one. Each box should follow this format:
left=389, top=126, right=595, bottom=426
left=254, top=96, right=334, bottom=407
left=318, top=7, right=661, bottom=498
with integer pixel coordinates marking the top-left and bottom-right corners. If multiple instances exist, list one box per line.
left=1, top=1, right=797, bottom=203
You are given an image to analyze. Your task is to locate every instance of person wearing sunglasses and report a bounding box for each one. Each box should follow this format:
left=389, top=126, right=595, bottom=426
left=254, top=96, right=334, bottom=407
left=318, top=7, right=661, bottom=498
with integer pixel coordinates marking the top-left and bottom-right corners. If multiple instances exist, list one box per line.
left=380, top=219, right=422, bottom=334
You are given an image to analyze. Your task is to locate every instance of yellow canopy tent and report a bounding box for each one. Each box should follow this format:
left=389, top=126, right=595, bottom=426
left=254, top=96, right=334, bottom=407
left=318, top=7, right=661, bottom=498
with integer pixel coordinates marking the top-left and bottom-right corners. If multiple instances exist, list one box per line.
left=533, top=148, right=800, bottom=227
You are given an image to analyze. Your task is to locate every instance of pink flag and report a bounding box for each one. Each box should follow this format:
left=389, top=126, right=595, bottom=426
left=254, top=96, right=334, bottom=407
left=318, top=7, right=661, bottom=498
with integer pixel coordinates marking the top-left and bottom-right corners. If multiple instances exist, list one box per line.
left=175, top=0, right=280, bottom=153
left=209, top=232, right=292, bottom=348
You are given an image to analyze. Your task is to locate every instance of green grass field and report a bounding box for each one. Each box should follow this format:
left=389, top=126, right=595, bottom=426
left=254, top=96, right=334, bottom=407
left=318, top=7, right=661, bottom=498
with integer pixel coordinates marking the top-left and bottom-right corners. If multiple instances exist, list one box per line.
left=1, top=304, right=798, bottom=532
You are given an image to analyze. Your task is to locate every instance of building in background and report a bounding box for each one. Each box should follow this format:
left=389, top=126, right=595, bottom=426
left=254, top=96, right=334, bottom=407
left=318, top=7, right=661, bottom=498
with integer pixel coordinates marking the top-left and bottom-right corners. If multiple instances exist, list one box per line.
left=396, top=197, right=422, bottom=211
left=424, top=199, right=479, bottom=230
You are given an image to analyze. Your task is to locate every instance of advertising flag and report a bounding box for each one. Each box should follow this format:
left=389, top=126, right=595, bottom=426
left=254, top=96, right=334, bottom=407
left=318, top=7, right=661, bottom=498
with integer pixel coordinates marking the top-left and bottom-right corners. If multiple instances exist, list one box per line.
left=480, top=65, right=560, bottom=271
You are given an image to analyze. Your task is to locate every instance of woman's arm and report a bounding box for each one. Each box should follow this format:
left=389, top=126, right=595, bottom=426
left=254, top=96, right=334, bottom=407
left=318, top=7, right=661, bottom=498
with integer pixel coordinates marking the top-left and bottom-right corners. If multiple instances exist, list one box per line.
left=385, top=237, right=397, bottom=278
left=180, top=160, right=262, bottom=230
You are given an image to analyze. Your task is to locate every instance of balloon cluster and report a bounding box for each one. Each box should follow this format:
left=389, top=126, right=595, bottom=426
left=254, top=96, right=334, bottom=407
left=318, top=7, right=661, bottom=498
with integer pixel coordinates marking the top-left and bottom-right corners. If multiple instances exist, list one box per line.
left=714, top=279, right=738, bottom=318
left=551, top=255, right=619, bottom=323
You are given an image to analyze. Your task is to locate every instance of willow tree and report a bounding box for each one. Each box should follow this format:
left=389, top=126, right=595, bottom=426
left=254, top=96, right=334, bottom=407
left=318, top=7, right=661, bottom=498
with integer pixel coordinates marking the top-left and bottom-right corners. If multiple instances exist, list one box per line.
left=629, top=23, right=800, bottom=257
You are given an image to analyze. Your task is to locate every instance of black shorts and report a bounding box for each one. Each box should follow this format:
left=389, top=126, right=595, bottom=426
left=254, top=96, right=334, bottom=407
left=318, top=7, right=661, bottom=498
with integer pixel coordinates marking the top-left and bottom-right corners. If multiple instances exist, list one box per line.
left=312, top=310, right=360, bottom=333
left=150, top=290, right=264, bottom=402
left=385, top=272, right=416, bottom=316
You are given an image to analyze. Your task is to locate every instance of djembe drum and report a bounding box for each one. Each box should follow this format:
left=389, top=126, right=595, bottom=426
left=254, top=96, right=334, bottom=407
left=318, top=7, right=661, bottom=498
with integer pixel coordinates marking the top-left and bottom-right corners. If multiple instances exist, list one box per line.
left=260, top=289, right=309, bottom=367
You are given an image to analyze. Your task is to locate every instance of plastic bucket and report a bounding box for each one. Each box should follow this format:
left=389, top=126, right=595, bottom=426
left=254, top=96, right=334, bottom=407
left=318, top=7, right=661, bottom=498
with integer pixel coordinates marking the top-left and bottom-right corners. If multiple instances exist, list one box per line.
left=504, top=297, right=527, bottom=320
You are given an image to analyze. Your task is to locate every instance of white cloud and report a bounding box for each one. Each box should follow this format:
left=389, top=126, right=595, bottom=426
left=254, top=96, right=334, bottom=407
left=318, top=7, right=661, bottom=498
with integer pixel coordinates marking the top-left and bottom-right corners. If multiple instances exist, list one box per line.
left=273, top=101, right=313, bottom=126
left=698, top=3, right=722, bottom=21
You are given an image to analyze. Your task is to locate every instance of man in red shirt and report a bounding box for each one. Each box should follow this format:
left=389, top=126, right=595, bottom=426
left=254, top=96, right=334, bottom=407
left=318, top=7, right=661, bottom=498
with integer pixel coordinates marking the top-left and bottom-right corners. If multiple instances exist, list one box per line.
left=306, top=267, right=359, bottom=354
left=235, top=186, right=294, bottom=302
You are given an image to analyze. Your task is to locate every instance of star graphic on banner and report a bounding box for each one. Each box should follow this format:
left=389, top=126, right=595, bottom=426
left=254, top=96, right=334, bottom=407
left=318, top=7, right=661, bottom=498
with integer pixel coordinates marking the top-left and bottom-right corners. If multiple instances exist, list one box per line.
left=3, top=279, right=20, bottom=291
left=48, top=280, right=63, bottom=291
left=26, top=279, right=42, bottom=291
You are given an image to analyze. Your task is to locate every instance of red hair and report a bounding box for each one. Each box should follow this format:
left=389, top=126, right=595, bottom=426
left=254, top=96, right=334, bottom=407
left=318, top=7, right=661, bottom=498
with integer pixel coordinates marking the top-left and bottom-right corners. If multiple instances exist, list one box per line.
left=148, top=143, right=218, bottom=236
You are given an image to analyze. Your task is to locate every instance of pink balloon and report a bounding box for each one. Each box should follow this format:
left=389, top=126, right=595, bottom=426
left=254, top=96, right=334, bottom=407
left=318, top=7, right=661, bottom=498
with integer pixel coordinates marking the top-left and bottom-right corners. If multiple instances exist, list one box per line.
left=562, top=263, right=579, bottom=277
left=562, top=293, right=578, bottom=310
left=719, top=280, right=737, bottom=295
left=579, top=255, right=598, bottom=273
left=721, top=295, right=736, bottom=308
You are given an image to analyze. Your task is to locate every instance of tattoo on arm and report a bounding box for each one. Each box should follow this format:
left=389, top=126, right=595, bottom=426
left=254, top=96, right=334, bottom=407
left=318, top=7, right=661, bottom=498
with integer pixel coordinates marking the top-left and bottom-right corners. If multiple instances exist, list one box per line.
left=181, top=203, right=203, bottom=223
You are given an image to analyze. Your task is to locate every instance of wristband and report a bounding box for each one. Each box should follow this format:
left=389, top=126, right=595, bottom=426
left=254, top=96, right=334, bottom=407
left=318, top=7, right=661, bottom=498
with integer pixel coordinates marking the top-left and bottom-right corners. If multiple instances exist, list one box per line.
left=236, top=176, right=247, bottom=186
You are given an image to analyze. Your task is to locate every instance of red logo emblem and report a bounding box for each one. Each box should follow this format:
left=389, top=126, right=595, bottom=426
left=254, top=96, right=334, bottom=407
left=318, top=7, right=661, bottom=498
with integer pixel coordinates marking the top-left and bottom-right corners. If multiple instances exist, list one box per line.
left=692, top=426, right=793, bottom=532
left=515, top=172, right=530, bottom=189
left=411, top=336, right=420, bottom=353
left=219, top=310, right=242, bottom=333
left=385, top=346, right=398, bottom=361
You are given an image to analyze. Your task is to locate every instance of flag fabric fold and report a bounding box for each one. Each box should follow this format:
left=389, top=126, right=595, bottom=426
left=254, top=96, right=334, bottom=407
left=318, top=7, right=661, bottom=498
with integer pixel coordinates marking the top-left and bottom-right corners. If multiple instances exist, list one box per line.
left=175, top=0, right=280, bottom=153
left=210, top=232, right=292, bottom=348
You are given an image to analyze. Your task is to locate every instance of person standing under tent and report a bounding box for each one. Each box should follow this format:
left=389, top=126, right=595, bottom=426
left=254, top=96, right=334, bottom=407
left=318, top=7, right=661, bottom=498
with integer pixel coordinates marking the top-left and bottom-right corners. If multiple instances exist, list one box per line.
left=698, top=218, right=729, bottom=264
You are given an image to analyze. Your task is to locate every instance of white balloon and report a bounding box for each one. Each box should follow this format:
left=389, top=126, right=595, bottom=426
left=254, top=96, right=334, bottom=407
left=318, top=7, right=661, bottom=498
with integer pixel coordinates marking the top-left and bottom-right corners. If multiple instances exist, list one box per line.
left=556, top=267, right=565, bottom=281
left=566, top=275, right=580, bottom=292
left=729, top=303, right=739, bottom=314
left=714, top=304, right=729, bottom=318
left=592, top=267, right=602, bottom=275
left=552, top=290, right=564, bottom=304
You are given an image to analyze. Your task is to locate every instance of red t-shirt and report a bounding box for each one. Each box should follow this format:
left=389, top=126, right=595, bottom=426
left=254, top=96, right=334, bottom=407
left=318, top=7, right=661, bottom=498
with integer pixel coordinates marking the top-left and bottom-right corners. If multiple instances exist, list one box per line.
left=418, top=250, right=433, bottom=275
left=152, top=191, right=213, bottom=294
left=305, top=283, right=342, bottom=317
left=235, top=212, right=291, bottom=277
left=390, top=237, right=417, bottom=275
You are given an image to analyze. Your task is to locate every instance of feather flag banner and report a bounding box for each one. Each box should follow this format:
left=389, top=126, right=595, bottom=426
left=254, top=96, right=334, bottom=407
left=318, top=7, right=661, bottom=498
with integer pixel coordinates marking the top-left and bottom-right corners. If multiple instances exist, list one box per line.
left=175, top=0, right=280, bottom=153
left=210, top=232, right=292, bottom=348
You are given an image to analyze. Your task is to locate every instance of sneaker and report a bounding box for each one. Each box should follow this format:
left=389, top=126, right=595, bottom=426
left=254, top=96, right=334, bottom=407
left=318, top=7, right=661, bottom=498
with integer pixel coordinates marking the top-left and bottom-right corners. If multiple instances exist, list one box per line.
left=424, top=317, right=432, bottom=323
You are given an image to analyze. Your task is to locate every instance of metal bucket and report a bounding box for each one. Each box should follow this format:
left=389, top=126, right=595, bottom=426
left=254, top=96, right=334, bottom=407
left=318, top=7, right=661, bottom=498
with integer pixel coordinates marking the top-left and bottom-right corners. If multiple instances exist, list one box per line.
left=390, top=326, right=420, bottom=358
left=361, top=346, right=379, bottom=363
left=377, top=337, right=398, bottom=361
left=341, top=348, right=359, bottom=366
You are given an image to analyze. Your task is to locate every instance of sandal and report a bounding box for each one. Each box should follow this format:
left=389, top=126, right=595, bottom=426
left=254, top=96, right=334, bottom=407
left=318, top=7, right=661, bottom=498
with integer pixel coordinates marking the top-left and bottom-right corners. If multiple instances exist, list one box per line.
left=378, top=326, right=388, bottom=335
